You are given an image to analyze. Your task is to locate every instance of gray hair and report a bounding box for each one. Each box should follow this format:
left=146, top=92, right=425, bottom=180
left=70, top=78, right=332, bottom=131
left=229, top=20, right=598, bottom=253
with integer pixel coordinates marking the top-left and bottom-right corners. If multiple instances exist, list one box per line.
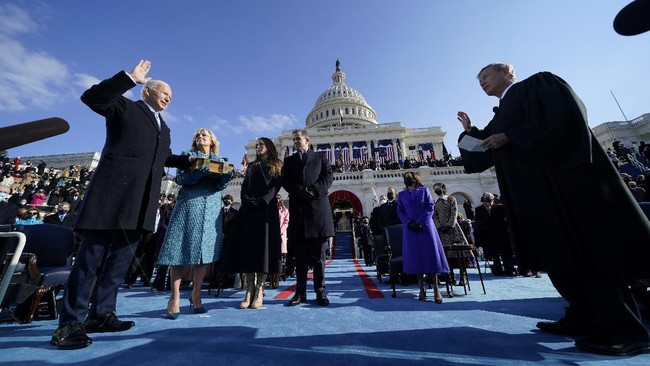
left=140, top=79, right=169, bottom=100
left=477, top=63, right=516, bottom=83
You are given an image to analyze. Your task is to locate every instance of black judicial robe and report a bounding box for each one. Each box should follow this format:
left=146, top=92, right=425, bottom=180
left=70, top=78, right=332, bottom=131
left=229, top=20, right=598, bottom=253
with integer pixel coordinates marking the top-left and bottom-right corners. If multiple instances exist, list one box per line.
left=459, top=72, right=650, bottom=275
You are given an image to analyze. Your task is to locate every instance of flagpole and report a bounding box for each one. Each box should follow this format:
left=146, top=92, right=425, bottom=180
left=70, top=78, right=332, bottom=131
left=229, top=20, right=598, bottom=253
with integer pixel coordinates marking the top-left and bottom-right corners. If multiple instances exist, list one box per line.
left=610, top=90, right=629, bottom=121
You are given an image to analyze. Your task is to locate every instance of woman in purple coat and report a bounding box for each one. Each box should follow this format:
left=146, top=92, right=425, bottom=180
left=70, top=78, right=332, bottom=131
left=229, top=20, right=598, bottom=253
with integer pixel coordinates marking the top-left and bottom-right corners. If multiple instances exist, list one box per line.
left=397, top=171, right=449, bottom=303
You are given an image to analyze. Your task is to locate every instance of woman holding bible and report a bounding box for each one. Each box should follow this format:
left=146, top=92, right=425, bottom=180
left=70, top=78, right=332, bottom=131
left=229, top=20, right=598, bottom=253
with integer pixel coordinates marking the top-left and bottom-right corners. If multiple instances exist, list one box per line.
left=157, top=128, right=234, bottom=319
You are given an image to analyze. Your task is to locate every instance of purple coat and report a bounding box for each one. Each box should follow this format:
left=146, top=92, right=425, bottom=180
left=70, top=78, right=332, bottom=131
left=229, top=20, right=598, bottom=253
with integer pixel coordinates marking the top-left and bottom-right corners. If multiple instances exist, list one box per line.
left=397, top=186, right=449, bottom=274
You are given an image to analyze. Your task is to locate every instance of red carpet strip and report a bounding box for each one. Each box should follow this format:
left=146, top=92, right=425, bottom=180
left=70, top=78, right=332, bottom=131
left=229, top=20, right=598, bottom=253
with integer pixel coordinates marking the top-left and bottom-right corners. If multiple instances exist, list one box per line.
left=353, top=259, right=384, bottom=298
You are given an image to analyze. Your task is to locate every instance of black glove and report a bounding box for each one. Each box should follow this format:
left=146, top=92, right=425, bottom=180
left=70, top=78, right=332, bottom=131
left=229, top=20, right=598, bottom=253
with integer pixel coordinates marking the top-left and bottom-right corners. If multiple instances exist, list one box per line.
left=243, top=196, right=260, bottom=208
left=407, top=221, right=422, bottom=232
left=306, top=187, right=318, bottom=198
left=298, top=187, right=315, bottom=201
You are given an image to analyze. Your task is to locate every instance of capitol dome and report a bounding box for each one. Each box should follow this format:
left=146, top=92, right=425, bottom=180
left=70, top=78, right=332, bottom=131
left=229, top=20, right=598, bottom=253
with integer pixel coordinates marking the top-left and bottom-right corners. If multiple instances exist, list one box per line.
left=306, top=60, right=378, bottom=128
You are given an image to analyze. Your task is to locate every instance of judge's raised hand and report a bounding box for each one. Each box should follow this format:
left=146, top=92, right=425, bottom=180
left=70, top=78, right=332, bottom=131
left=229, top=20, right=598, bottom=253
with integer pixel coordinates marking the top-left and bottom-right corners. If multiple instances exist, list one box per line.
left=129, top=60, right=152, bottom=84
left=457, top=111, right=472, bottom=132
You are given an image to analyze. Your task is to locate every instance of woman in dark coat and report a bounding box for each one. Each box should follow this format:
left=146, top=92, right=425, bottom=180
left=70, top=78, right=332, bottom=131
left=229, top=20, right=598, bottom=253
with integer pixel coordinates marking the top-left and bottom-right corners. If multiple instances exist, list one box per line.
left=233, top=137, right=283, bottom=309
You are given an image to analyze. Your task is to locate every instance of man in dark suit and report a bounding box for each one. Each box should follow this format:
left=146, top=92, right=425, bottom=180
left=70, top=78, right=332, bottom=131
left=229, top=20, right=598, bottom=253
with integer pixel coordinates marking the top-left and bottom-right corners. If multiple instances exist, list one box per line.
left=378, top=187, right=401, bottom=231
left=472, top=192, right=515, bottom=276
left=458, top=62, right=650, bottom=356
left=221, top=194, right=238, bottom=239
left=51, top=60, right=191, bottom=350
left=43, top=202, right=75, bottom=228
left=282, top=129, right=335, bottom=306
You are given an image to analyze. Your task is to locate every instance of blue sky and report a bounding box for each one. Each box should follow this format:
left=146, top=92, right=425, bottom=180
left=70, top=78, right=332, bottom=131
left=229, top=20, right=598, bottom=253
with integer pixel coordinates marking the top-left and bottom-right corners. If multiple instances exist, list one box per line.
left=1, top=1, right=648, bottom=167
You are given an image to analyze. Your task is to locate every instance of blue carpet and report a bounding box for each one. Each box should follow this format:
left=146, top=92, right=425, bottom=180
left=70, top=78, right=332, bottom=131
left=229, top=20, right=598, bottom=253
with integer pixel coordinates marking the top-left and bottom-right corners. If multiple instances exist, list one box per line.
left=1, top=259, right=649, bottom=365
left=334, top=231, right=354, bottom=259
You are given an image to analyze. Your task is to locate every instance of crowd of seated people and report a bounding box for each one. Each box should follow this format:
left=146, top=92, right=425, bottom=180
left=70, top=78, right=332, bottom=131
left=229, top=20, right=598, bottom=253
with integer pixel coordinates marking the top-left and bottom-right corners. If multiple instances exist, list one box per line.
left=331, top=155, right=465, bottom=173
left=0, top=152, right=92, bottom=227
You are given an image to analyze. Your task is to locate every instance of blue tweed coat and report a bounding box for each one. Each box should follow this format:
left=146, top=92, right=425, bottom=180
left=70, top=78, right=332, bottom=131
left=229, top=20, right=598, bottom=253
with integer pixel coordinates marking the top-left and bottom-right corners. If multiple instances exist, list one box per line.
left=157, top=150, right=233, bottom=265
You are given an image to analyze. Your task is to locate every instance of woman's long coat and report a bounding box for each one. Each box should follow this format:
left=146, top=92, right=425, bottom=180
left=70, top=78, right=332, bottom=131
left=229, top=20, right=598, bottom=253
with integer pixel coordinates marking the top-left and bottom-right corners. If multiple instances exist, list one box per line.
left=232, top=159, right=283, bottom=273
left=157, top=150, right=232, bottom=265
left=397, top=186, right=449, bottom=274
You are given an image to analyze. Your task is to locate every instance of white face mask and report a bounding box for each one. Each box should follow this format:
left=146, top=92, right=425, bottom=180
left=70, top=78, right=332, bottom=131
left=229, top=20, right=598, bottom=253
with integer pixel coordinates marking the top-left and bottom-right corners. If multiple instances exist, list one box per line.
left=379, top=198, right=387, bottom=205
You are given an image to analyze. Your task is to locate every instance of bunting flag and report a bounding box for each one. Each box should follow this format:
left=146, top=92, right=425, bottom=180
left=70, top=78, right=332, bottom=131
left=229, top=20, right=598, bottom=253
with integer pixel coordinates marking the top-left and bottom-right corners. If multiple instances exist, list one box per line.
left=334, top=142, right=350, bottom=166
left=351, top=141, right=368, bottom=163
left=370, top=140, right=376, bottom=161
left=395, top=138, right=403, bottom=163
left=316, top=143, right=332, bottom=162
left=377, top=139, right=394, bottom=164
left=418, top=142, right=435, bottom=160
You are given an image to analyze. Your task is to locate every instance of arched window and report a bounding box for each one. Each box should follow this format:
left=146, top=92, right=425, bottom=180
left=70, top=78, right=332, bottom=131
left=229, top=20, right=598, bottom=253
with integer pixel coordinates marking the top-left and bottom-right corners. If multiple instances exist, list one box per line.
left=326, top=110, right=329, bottom=117
left=345, top=107, right=349, bottom=114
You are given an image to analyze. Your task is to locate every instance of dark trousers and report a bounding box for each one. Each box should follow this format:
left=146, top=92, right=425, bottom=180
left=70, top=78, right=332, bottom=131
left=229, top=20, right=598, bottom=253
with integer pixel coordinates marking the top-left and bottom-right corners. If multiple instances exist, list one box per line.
left=295, top=237, right=328, bottom=295
left=124, top=232, right=157, bottom=287
left=362, top=245, right=374, bottom=265
left=548, top=272, right=650, bottom=342
left=59, top=230, right=141, bottom=325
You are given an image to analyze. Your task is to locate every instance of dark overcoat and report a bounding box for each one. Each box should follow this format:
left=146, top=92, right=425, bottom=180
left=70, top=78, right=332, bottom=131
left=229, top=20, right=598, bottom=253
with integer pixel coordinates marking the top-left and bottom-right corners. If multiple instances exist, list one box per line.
left=282, top=151, right=335, bottom=241
left=460, top=72, right=650, bottom=275
left=75, top=71, right=187, bottom=232
left=232, top=160, right=283, bottom=273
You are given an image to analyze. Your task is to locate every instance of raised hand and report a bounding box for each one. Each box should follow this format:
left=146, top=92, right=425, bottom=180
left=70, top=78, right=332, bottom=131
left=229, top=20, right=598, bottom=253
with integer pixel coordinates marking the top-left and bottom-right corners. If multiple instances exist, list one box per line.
left=129, top=60, right=152, bottom=84
left=457, top=111, right=472, bottom=132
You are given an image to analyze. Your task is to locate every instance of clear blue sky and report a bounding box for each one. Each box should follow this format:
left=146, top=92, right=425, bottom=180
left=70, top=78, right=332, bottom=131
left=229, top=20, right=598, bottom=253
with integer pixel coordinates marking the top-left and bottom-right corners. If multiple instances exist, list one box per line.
left=1, top=1, right=648, bottom=168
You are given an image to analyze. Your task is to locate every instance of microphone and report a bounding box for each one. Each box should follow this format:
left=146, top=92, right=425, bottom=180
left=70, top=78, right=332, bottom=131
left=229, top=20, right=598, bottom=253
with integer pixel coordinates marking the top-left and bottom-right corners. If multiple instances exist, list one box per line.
left=0, top=117, right=70, bottom=150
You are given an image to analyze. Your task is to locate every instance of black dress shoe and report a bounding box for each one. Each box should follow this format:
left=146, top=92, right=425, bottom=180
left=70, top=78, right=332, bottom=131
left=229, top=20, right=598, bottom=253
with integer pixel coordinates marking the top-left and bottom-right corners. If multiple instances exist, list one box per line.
left=536, top=318, right=595, bottom=336
left=575, top=334, right=650, bottom=356
left=83, top=312, right=135, bottom=333
left=50, top=324, right=92, bottom=350
left=287, top=294, right=306, bottom=306
left=316, top=292, right=330, bottom=307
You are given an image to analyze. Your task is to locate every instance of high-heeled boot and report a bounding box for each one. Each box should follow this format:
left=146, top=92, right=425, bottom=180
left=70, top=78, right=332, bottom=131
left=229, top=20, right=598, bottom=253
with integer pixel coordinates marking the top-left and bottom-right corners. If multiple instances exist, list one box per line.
left=250, top=273, right=267, bottom=309
left=239, top=273, right=255, bottom=309
left=417, top=275, right=426, bottom=301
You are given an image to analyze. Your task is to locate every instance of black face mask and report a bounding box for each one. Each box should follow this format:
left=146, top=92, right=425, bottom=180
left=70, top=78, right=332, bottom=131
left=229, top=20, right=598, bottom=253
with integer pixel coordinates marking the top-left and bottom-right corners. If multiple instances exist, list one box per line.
left=386, top=192, right=395, bottom=200
left=223, top=200, right=232, bottom=206
left=404, top=177, right=415, bottom=186
left=434, top=189, right=443, bottom=195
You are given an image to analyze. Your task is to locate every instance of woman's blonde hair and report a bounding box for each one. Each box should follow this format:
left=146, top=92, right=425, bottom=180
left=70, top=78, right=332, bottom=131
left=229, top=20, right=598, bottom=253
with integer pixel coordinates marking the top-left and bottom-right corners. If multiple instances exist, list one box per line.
left=190, top=128, right=219, bottom=155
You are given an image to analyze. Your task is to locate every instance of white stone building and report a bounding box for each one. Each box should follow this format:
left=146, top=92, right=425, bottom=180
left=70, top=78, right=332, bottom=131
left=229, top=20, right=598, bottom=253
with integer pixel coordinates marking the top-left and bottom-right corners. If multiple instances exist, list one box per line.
left=222, top=61, right=501, bottom=223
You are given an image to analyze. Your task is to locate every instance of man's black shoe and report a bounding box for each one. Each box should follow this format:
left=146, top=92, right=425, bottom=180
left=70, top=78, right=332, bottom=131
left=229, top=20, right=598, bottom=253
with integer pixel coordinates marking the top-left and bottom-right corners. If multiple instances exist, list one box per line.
left=316, top=292, right=330, bottom=307
left=575, top=334, right=650, bottom=356
left=50, top=324, right=92, bottom=350
left=83, top=312, right=135, bottom=333
left=287, top=294, right=306, bottom=306
left=536, top=318, right=594, bottom=336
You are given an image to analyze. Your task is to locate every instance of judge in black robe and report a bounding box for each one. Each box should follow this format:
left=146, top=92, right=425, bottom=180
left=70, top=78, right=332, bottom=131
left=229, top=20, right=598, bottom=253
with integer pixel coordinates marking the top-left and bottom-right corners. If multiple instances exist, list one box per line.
left=458, top=62, right=650, bottom=356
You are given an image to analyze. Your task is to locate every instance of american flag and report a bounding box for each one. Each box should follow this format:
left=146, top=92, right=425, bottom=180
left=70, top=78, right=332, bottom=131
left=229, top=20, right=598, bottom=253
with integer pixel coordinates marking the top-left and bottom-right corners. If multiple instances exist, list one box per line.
left=352, top=141, right=368, bottom=162
left=316, top=144, right=332, bottom=162
left=418, top=142, right=435, bottom=160
left=377, top=140, right=393, bottom=164
left=334, top=142, right=350, bottom=166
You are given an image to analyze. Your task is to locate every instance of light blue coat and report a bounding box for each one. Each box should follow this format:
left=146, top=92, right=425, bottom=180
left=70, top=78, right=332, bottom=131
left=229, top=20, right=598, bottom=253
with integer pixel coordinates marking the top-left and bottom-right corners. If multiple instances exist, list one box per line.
left=157, top=150, right=233, bottom=265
